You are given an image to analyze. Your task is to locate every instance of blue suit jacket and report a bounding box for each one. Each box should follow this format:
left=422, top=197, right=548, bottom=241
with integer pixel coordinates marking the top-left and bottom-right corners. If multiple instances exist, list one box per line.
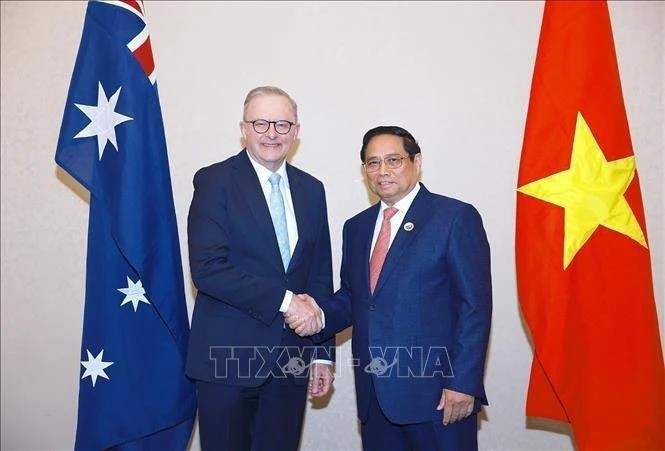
left=319, top=184, right=491, bottom=424
left=186, top=150, right=334, bottom=387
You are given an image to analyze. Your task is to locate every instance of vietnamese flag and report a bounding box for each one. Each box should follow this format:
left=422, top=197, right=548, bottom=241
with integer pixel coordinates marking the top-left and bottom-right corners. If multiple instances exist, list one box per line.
left=516, top=1, right=665, bottom=450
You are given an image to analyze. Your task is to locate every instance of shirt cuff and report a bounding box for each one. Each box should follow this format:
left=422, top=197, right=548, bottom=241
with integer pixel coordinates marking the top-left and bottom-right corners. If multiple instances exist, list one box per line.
left=311, top=359, right=333, bottom=366
left=279, top=290, right=294, bottom=312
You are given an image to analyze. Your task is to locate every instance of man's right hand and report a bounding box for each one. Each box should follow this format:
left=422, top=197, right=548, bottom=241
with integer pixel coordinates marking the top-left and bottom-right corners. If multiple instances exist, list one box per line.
left=284, top=294, right=322, bottom=336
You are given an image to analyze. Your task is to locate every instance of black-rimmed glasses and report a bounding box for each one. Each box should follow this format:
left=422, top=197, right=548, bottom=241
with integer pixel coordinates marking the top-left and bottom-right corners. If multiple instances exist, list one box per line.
left=244, top=119, right=295, bottom=135
left=363, top=155, right=410, bottom=173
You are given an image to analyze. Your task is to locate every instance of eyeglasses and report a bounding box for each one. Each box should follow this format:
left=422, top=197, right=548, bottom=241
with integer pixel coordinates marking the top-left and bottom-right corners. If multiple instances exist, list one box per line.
left=244, top=119, right=295, bottom=135
left=363, top=155, right=410, bottom=173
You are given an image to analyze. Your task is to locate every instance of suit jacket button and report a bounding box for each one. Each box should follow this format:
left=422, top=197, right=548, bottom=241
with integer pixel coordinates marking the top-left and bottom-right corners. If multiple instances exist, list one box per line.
left=369, top=304, right=376, bottom=311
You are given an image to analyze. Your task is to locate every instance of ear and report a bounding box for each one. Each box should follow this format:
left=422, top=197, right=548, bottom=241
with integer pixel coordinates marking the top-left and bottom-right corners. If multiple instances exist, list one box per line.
left=414, top=153, right=422, bottom=169
left=293, top=122, right=301, bottom=140
left=239, top=121, right=248, bottom=142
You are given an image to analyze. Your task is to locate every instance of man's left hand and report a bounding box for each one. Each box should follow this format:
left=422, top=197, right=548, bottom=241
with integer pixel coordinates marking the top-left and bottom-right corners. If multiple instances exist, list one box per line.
left=436, top=389, right=474, bottom=425
left=309, top=363, right=334, bottom=398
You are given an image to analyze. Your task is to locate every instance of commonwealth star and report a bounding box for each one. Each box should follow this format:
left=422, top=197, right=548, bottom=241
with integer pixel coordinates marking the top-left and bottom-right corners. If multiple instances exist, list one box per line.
left=74, top=82, right=133, bottom=160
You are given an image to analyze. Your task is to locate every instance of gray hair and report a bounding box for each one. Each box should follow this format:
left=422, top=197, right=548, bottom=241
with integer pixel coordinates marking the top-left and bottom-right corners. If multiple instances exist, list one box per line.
left=243, top=86, right=298, bottom=120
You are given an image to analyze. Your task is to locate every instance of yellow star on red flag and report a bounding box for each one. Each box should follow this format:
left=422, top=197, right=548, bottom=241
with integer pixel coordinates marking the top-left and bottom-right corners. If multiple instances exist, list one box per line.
left=518, top=112, right=647, bottom=269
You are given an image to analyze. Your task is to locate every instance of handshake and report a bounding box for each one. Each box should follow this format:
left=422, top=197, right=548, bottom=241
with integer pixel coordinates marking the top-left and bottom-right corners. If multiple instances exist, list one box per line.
left=283, top=294, right=323, bottom=337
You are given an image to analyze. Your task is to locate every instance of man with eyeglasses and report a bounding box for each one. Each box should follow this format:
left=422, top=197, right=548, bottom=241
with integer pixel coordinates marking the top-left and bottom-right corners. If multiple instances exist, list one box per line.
left=288, top=125, right=492, bottom=451
left=186, top=86, right=335, bottom=450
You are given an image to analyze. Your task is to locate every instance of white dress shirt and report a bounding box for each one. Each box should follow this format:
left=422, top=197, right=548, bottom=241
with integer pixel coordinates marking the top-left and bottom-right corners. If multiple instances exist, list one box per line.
left=247, top=154, right=298, bottom=312
left=247, top=153, right=331, bottom=366
left=370, top=183, right=421, bottom=255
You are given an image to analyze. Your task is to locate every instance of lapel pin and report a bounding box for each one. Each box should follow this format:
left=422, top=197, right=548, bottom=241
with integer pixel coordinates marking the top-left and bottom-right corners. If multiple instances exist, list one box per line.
left=403, top=222, right=414, bottom=232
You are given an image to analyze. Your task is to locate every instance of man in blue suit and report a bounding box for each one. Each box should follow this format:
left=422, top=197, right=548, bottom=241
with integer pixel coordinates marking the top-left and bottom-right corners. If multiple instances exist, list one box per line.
left=186, top=86, right=335, bottom=450
left=289, top=125, right=492, bottom=450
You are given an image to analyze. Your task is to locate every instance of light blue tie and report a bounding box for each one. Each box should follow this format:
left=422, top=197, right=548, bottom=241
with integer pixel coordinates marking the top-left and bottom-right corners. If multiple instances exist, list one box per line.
left=268, top=173, right=291, bottom=271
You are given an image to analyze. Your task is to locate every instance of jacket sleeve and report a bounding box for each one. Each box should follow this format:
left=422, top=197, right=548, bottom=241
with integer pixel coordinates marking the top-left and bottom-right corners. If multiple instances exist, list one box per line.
left=187, top=168, right=285, bottom=325
left=443, top=204, right=492, bottom=402
left=306, top=183, right=336, bottom=362
left=315, top=220, right=353, bottom=343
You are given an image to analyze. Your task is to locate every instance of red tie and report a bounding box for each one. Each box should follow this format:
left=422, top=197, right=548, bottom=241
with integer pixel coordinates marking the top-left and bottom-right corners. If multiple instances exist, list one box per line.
left=369, top=206, right=398, bottom=294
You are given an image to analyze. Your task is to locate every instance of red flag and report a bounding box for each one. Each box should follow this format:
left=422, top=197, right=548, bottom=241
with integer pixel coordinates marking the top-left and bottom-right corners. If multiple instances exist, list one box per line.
left=516, top=1, right=665, bottom=450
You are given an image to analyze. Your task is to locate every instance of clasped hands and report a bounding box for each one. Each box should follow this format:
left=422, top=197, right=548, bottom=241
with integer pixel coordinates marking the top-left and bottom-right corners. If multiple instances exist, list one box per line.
left=283, top=294, right=322, bottom=336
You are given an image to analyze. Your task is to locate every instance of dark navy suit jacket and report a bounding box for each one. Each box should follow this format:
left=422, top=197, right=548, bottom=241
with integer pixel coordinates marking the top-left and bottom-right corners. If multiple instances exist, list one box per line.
left=319, top=184, right=491, bottom=424
left=186, top=150, right=334, bottom=387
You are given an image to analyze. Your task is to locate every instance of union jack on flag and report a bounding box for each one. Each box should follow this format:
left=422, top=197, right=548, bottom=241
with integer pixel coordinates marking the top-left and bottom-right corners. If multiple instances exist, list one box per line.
left=55, top=1, right=196, bottom=449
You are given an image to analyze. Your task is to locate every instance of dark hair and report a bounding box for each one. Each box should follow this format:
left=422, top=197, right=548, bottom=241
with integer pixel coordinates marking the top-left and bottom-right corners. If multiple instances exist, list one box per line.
left=360, top=126, right=421, bottom=162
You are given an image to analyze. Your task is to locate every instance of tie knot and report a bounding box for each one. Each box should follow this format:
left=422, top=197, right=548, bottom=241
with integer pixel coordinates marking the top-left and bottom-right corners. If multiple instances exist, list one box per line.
left=383, top=206, right=398, bottom=221
left=269, top=173, right=281, bottom=187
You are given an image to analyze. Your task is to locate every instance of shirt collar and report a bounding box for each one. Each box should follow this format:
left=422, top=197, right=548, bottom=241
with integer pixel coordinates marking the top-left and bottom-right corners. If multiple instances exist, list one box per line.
left=380, top=182, right=421, bottom=215
left=246, top=150, right=290, bottom=188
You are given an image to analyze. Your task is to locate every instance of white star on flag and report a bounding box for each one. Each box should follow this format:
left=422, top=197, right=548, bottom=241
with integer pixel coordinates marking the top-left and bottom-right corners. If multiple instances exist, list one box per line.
left=74, top=82, right=133, bottom=160
left=80, top=349, right=113, bottom=387
left=117, top=276, right=150, bottom=312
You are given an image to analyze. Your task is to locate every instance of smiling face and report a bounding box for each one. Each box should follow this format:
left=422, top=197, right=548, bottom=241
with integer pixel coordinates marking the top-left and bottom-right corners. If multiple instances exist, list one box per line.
left=240, top=94, right=300, bottom=172
left=364, top=134, right=422, bottom=206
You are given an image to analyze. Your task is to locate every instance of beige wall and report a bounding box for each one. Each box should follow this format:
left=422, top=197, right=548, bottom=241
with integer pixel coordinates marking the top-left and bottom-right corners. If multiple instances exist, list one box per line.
left=1, top=1, right=663, bottom=450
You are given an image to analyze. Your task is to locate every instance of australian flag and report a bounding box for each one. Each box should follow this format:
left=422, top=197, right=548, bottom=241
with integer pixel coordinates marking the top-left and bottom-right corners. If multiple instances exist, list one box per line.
left=55, top=1, right=196, bottom=449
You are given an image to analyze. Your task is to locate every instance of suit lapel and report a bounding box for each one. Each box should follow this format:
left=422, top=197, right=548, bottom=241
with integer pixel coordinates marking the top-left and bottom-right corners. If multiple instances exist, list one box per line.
left=286, top=164, right=306, bottom=273
left=362, top=203, right=381, bottom=297
left=233, top=150, right=284, bottom=274
left=372, top=185, right=431, bottom=296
